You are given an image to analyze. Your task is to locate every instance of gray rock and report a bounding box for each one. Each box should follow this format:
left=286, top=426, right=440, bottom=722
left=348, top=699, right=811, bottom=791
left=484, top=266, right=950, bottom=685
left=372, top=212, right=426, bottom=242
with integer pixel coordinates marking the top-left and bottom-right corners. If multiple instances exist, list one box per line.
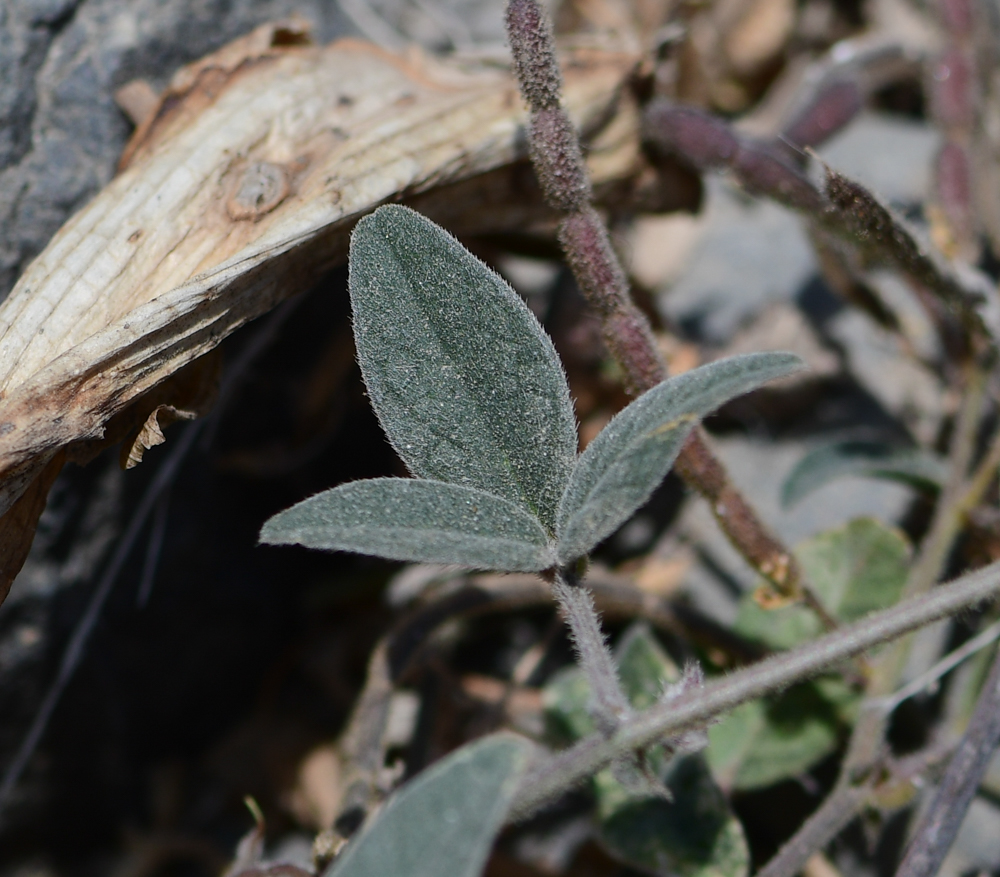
left=817, top=110, right=940, bottom=208
left=656, top=177, right=816, bottom=344
left=826, top=308, right=945, bottom=445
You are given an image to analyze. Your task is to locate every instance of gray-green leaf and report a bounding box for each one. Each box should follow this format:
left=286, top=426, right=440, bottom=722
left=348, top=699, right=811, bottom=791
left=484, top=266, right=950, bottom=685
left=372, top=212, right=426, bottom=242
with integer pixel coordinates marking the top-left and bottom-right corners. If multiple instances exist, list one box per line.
left=782, top=441, right=947, bottom=507
left=260, top=478, right=554, bottom=571
left=327, top=732, right=533, bottom=877
left=349, top=205, right=577, bottom=533
left=556, top=353, right=804, bottom=563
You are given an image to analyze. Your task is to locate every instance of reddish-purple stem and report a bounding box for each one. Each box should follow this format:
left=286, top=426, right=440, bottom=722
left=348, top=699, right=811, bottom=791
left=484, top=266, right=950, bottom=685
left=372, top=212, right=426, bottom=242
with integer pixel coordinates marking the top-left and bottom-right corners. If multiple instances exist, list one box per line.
left=504, top=0, right=804, bottom=598
left=929, top=0, right=980, bottom=257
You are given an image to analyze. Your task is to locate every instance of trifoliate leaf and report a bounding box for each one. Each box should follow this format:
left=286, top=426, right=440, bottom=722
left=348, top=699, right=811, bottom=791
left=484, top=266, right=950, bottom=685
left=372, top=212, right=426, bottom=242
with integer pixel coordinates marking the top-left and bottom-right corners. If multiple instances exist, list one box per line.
left=349, top=205, right=576, bottom=533
left=260, top=478, right=554, bottom=571
left=782, top=441, right=947, bottom=507
left=556, top=353, right=804, bottom=562
left=327, top=733, right=533, bottom=877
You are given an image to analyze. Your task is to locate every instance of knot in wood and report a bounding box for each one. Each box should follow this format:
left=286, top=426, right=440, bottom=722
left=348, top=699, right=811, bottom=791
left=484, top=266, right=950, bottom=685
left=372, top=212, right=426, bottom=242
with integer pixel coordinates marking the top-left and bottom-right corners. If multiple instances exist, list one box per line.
left=227, top=161, right=289, bottom=221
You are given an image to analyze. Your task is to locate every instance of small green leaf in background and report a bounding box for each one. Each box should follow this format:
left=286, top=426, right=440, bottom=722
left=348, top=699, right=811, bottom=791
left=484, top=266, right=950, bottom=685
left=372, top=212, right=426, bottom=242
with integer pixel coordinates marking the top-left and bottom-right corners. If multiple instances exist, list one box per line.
left=598, top=757, right=750, bottom=877
left=706, top=518, right=911, bottom=791
left=556, top=353, right=804, bottom=564
left=781, top=440, right=947, bottom=507
left=260, top=478, right=554, bottom=572
left=544, top=624, right=750, bottom=877
left=349, top=205, right=577, bottom=533
left=706, top=677, right=856, bottom=791
left=735, top=517, right=911, bottom=651
left=327, top=732, right=533, bottom=877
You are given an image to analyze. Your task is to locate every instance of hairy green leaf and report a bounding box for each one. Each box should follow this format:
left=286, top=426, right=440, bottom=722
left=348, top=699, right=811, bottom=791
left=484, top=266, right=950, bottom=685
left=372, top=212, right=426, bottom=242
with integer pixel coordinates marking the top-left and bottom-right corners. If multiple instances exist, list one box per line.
left=736, top=517, right=911, bottom=650
left=544, top=625, right=749, bottom=877
left=327, top=733, right=532, bottom=877
left=260, top=478, right=554, bottom=571
left=782, top=441, right=947, bottom=507
left=349, top=205, right=576, bottom=533
left=556, top=353, right=804, bottom=562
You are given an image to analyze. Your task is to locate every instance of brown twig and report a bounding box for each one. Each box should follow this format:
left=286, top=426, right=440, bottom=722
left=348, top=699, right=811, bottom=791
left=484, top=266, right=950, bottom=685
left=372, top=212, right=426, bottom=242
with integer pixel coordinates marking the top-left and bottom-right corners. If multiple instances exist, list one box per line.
left=552, top=572, right=630, bottom=735
left=755, top=740, right=956, bottom=877
left=504, top=0, right=818, bottom=608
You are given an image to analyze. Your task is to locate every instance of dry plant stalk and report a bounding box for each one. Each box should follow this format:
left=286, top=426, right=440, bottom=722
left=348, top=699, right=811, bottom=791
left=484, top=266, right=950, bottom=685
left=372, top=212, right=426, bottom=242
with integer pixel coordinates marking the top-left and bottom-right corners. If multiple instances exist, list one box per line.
left=0, top=20, right=660, bottom=604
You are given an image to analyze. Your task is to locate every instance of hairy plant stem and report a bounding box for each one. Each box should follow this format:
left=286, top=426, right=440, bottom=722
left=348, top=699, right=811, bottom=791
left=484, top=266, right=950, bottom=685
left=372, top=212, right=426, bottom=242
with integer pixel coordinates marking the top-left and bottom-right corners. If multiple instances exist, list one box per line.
left=552, top=570, right=630, bottom=734
left=508, top=557, right=1000, bottom=821
left=503, top=0, right=829, bottom=615
left=321, top=567, right=737, bottom=854
left=642, top=102, right=1000, bottom=358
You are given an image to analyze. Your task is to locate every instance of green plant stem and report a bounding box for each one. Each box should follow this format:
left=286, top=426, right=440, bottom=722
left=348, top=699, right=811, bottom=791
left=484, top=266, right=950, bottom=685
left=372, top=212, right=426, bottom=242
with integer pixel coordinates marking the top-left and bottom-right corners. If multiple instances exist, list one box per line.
left=905, top=366, right=985, bottom=604
left=552, top=571, right=630, bottom=734
left=508, top=557, right=1000, bottom=821
left=953, top=413, right=1000, bottom=518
